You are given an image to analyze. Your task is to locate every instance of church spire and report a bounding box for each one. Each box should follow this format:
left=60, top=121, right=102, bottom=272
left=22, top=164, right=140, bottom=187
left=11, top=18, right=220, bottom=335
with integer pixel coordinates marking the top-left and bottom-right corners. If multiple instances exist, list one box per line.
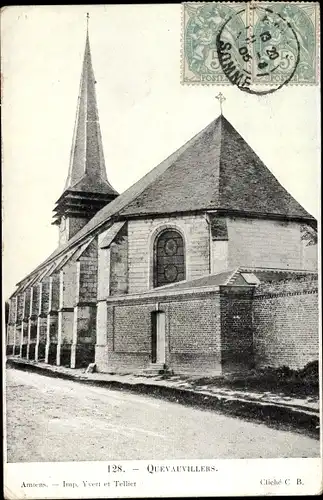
left=53, top=15, right=118, bottom=245
left=64, top=14, right=115, bottom=193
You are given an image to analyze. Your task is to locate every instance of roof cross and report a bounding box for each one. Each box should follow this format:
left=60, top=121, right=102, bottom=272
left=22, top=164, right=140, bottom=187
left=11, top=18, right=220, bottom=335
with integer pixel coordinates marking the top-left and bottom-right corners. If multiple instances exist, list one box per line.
left=86, top=12, right=89, bottom=32
left=215, top=92, right=226, bottom=114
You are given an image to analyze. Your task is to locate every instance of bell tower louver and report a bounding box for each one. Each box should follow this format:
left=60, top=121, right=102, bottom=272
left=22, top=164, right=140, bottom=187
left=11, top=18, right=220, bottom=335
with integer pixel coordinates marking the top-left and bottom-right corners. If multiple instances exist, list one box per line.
left=53, top=16, right=118, bottom=245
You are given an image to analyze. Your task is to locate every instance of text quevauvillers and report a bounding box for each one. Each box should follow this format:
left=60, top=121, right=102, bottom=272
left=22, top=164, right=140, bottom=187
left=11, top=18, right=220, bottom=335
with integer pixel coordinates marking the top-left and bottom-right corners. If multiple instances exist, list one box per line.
left=147, top=464, right=217, bottom=474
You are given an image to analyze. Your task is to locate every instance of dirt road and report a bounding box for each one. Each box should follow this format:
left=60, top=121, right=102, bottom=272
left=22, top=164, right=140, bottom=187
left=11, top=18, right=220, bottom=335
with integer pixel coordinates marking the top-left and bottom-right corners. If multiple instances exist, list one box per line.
left=5, top=368, right=319, bottom=462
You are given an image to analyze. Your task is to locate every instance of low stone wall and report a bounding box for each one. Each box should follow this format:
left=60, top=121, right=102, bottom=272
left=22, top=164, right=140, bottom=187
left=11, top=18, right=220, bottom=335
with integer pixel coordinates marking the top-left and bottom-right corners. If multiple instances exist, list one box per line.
left=253, top=277, right=318, bottom=369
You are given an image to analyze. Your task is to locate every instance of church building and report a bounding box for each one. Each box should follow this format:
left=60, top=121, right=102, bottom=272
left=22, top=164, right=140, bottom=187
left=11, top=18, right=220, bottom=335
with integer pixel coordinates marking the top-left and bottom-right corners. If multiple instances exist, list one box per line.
left=6, top=27, right=318, bottom=375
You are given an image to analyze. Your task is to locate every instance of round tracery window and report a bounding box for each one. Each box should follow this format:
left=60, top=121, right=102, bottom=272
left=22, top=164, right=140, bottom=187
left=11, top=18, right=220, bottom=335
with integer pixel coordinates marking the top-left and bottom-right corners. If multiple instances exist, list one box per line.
left=164, top=238, right=178, bottom=256
left=164, top=264, right=178, bottom=282
left=154, top=229, right=185, bottom=288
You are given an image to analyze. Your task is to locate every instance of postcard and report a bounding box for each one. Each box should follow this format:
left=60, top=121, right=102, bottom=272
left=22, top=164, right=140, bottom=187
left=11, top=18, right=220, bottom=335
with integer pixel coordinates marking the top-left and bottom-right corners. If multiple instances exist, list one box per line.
left=2, top=3, right=321, bottom=498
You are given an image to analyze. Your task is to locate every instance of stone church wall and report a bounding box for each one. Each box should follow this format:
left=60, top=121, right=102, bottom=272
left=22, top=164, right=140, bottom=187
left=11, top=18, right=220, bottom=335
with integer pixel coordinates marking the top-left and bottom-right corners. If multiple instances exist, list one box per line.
left=110, top=224, right=128, bottom=295
left=59, top=262, right=78, bottom=308
left=7, top=297, right=17, bottom=353
left=301, top=239, right=317, bottom=270
left=31, top=284, right=40, bottom=316
left=40, top=279, right=50, bottom=314
left=127, top=215, right=210, bottom=293
left=78, top=260, right=98, bottom=302
left=17, top=293, right=24, bottom=323
left=78, top=238, right=98, bottom=303
left=23, top=289, right=30, bottom=319
left=211, top=240, right=228, bottom=274
left=227, top=217, right=303, bottom=269
left=253, top=277, right=318, bottom=369
left=50, top=273, right=60, bottom=311
left=8, top=296, right=17, bottom=324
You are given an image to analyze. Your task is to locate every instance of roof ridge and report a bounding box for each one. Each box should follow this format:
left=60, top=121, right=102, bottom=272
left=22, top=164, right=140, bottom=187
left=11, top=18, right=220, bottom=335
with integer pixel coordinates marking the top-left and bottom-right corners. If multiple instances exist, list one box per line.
left=118, top=117, right=222, bottom=216
left=240, top=266, right=317, bottom=273
left=217, top=115, right=225, bottom=204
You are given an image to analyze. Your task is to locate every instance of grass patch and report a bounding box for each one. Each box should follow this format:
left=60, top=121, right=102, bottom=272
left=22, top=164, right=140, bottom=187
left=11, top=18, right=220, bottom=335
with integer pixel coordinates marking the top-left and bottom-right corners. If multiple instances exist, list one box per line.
left=189, top=361, right=319, bottom=398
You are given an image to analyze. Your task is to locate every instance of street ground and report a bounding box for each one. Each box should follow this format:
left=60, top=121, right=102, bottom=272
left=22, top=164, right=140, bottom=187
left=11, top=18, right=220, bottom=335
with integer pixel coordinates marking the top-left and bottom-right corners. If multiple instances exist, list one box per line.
left=5, top=368, right=319, bottom=462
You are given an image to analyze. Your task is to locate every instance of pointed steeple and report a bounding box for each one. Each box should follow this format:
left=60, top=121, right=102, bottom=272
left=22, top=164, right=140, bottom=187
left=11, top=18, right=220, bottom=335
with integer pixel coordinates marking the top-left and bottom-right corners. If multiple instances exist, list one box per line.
left=64, top=20, right=116, bottom=194
left=53, top=15, right=118, bottom=245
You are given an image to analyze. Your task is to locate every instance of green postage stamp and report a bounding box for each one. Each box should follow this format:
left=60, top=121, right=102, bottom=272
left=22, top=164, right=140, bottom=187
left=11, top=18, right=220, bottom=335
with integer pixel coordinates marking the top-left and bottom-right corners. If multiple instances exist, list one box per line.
left=182, top=2, right=320, bottom=88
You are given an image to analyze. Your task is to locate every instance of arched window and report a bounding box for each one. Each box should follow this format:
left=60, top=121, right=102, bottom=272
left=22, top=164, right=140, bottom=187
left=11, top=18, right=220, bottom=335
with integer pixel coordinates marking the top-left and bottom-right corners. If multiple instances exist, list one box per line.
left=154, top=229, right=185, bottom=288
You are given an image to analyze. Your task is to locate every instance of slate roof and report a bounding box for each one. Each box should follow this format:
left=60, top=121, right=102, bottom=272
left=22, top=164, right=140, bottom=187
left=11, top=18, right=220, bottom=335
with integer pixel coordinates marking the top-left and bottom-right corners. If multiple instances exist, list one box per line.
left=16, top=114, right=315, bottom=287
left=150, top=269, right=237, bottom=291
left=153, top=267, right=317, bottom=292
left=120, top=115, right=313, bottom=218
left=229, top=267, right=318, bottom=285
left=62, top=31, right=118, bottom=198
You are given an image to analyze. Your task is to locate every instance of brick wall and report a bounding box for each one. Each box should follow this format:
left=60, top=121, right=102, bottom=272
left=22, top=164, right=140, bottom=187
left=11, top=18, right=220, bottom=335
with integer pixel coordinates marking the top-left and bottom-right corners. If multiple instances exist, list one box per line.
left=110, top=224, right=128, bottom=296
left=167, top=297, right=221, bottom=373
left=113, top=304, right=153, bottom=353
left=253, top=277, right=319, bottom=369
left=167, top=299, right=220, bottom=353
left=227, top=217, right=303, bottom=269
left=127, top=215, right=210, bottom=293
left=220, top=287, right=254, bottom=373
left=98, top=291, right=221, bottom=374
left=104, top=303, right=151, bottom=371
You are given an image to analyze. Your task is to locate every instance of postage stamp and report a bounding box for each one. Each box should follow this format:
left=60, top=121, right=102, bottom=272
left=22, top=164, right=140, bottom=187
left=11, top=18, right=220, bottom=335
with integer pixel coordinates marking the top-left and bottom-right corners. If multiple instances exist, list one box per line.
left=182, top=3, right=248, bottom=85
left=182, top=2, right=320, bottom=88
left=251, top=2, right=319, bottom=86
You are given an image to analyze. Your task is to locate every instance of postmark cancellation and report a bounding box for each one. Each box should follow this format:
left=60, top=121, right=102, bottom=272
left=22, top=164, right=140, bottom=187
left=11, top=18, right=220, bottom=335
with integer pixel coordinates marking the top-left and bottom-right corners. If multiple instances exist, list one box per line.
left=182, top=2, right=320, bottom=87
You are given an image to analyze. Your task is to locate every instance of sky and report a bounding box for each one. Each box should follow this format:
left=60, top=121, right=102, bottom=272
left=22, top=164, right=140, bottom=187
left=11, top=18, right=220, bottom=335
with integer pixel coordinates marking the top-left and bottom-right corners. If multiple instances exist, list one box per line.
left=2, top=4, right=320, bottom=299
